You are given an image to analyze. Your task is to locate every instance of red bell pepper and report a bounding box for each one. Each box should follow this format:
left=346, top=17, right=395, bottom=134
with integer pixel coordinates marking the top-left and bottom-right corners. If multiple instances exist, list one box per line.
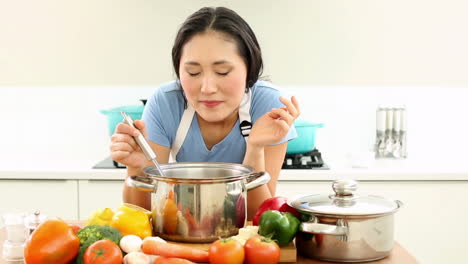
left=252, top=196, right=299, bottom=226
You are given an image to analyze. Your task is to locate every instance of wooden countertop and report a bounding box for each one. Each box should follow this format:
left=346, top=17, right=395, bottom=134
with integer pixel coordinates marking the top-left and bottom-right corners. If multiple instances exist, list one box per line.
left=0, top=226, right=418, bottom=264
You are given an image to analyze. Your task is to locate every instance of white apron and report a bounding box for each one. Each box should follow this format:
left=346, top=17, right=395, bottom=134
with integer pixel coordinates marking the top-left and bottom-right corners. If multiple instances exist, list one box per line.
left=170, top=91, right=252, bottom=162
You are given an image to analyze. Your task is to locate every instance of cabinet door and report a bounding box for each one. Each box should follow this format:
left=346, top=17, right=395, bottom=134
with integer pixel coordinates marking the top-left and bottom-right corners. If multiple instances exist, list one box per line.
left=0, top=179, right=78, bottom=220
left=78, top=180, right=124, bottom=220
left=358, top=181, right=468, bottom=264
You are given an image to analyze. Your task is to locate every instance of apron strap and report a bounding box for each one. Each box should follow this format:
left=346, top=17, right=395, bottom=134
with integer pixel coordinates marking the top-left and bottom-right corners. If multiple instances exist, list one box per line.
left=238, top=90, right=252, bottom=140
left=170, top=90, right=252, bottom=161
left=170, top=105, right=195, bottom=161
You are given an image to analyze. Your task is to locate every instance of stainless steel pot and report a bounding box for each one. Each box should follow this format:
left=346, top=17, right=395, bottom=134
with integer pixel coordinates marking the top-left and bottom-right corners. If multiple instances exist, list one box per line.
left=127, top=162, right=270, bottom=243
left=288, top=179, right=403, bottom=262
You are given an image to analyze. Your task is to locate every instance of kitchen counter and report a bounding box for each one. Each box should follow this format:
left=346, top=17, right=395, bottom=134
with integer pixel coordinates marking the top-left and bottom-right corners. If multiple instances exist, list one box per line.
left=0, top=162, right=467, bottom=182
left=0, top=227, right=419, bottom=264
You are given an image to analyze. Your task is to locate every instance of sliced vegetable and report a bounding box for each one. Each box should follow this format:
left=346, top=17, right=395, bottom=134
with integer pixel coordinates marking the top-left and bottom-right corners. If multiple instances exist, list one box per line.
left=24, top=218, right=80, bottom=264
left=83, top=239, right=123, bottom=264
left=208, top=238, right=245, bottom=264
left=258, top=210, right=300, bottom=247
left=141, top=238, right=208, bottom=262
left=230, top=225, right=259, bottom=245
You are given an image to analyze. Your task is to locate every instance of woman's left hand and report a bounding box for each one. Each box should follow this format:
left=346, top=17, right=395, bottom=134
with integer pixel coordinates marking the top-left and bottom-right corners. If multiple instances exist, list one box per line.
left=248, top=96, right=300, bottom=147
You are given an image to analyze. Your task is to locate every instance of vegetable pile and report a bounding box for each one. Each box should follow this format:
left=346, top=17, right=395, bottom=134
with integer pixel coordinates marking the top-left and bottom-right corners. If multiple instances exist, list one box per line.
left=23, top=197, right=300, bottom=264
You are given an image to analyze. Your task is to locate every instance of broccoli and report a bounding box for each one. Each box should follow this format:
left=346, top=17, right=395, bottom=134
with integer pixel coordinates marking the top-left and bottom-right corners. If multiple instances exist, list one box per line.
left=74, top=225, right=123, bottom=264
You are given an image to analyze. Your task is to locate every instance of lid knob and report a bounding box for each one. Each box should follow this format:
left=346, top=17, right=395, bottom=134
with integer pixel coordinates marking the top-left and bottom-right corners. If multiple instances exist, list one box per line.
left=332, top=179, right=358, bottom=196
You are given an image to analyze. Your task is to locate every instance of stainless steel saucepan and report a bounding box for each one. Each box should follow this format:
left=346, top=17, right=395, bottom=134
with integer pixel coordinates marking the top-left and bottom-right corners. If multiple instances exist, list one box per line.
left=288, top=179, right=403, bottom=262
left=127, top=162, right=270, bottom=243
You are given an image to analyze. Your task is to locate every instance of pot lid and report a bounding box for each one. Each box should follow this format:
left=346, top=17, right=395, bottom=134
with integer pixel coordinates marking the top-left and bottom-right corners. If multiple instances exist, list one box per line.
left=288, top=179, right=402, bottom=217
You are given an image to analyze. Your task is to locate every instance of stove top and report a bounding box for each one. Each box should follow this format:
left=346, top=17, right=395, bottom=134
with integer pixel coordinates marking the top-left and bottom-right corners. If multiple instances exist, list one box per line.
left=93, top=157, right=126, bottom=169
left=282, top=149, right=329, bottom=169
left=94, top=149, right=329, bottom=170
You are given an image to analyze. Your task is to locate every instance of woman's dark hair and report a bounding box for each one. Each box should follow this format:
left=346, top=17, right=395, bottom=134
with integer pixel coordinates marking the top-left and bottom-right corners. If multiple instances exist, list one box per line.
left=172, top=7, right=263, bottom=91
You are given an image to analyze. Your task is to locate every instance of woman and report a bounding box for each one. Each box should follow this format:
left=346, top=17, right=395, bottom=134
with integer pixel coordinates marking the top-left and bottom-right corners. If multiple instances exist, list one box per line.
left=110, top=7, right=300, bottom=219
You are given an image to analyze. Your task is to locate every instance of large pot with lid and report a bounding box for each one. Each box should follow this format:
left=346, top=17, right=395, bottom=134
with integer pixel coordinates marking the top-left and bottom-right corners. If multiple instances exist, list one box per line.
left=127, top=162, right=270, bottom=243
left=288, top=179, right=403, bottom=262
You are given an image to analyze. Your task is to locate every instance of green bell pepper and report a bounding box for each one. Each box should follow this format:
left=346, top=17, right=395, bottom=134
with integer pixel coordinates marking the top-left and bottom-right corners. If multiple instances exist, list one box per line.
left=258, top=210, right=300, bottom=246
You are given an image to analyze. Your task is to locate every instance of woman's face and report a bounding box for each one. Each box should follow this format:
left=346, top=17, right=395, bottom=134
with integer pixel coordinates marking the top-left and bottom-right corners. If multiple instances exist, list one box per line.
left=179, top=30, right=248, bottom=123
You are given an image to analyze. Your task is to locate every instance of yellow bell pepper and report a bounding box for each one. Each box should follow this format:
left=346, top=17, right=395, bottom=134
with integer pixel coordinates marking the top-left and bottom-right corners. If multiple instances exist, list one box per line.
left=110, top=203, right=153, bottom=239
left=85, top=207, right=115, bottom=226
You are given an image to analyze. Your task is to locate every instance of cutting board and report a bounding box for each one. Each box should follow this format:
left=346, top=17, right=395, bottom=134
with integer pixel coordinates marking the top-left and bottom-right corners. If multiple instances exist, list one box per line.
left=171, top=240, right=296, bottom=263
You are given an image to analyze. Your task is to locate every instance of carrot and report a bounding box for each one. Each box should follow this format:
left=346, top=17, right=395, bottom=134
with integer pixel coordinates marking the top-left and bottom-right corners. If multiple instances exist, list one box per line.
left=142, top=239, right=209, bottom=262
left=154, top=257, right=196, bottom=264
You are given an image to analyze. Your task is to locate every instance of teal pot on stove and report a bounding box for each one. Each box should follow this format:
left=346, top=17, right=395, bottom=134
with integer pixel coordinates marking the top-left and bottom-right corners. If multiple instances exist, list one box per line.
left=100, top=105, right=144, bottom=136
left=287, top=120, right=324, bottom=154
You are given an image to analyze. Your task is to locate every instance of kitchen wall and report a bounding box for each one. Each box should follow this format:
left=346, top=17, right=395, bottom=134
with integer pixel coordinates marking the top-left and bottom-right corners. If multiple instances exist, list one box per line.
left=1, top=0, right=468, bottom=166
left=1, top=0, right=468, bottom=87
left=1, top=85, right=467, bottom=171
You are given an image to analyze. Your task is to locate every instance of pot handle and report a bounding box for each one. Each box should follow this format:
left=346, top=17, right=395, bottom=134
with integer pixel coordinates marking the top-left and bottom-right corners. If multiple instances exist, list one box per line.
left=126, top=176, right=157, bottom=192
left=245, top=171, right=270, bottom=191
left=300, top=222, right=348, bottom=236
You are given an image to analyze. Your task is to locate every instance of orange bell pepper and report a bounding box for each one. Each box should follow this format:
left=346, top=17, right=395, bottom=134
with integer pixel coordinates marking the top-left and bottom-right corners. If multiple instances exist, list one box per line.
left=24, top=218, right=80, bottom=264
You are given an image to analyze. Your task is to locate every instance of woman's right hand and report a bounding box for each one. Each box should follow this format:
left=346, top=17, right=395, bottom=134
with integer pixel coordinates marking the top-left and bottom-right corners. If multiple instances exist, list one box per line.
left=110, top=120, right=148, bottom=169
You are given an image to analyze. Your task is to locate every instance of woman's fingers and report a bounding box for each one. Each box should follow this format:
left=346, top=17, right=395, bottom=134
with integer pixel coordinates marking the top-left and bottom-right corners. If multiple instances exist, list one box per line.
left=110, top=141, right=137, bottom=153
left=274, top=119, right=291, bottom=136
left=111, top=132, right=138, bottom=149
left=270, top=108, right=294, bottom=125
left=291, top=96, right=301, bottom=118
left=111, top=150, right=132, bottom=161
left=133, top=120, right=148, bottom=138
left=115, top=122, right=140, bottom=137
left=279, top=96, right=300, bottom=119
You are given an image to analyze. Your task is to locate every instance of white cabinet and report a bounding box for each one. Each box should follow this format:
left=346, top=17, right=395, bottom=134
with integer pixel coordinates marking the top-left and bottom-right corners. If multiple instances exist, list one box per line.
left=277, top=180, right=468, bottom=264
left=0, top=179, right=78, bottom=220
left=359, top=181, right=468, bottom=264
left=78, top=179, right=125, bottom=220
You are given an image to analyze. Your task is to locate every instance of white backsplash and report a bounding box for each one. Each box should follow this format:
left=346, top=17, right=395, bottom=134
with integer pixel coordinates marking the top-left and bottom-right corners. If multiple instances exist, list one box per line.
left=1, top=86, right=467, bottom=169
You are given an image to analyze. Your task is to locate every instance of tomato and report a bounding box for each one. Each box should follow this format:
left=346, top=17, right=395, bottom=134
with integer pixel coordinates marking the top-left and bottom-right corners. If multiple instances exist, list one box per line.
left=83, top=240, right=123, bottom=264
left=208, top=238, right=245, bottom=264
left=69, top=224, right=81, bottom=235
left=244, top=236, right=280, bottom=264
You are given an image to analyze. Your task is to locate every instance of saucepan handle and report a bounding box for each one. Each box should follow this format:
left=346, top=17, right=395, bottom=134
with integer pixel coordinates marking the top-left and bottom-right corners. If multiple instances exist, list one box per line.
left=126, top=175, right=157, bottom=192
left=245, top=171, right=270, bottom=191
left=300, top=222, right=348, bottom=235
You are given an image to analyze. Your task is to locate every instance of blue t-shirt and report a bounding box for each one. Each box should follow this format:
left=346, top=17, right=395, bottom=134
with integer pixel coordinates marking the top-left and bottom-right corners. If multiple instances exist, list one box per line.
left=142, top=80, right=297, bottom=163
